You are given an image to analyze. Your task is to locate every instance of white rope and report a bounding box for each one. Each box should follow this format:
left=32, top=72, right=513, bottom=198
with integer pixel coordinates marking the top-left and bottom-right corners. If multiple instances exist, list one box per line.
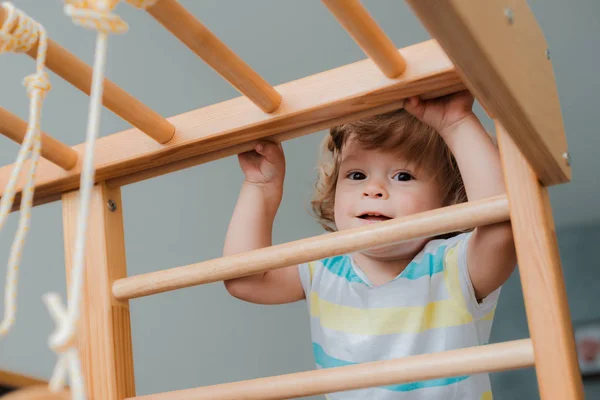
left=0, top=2, right=51, bottom=338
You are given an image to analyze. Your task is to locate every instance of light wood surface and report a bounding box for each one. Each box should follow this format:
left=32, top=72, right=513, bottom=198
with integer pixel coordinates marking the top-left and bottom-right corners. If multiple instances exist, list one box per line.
left=0, top=7, right=174, bottom=144
left=322, top=0, right=405, bottom=78
left=147, top=0, right=281, bottom=113
left=0, top=39, right=464, bottom=210
left=0, top=107, right=77, bottom=170
left=406, top=0, right=570, bottom=186
left=62, top=184, right=135, bottom=399
left=108, top=100, right=409, bottom=187
left=0, top=370, right=47, bottom=388
left=496, top=122, right=583, bottom=399
left=113, top=195, right=508, bottom=300
left=1, top=386, right=69, bottom=400
left=130, top=339, right=533, bottom=400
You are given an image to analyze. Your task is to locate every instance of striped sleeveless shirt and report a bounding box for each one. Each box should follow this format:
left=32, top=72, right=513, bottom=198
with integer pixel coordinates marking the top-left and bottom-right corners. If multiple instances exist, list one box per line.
left=298, top=232, right=500, bottom=399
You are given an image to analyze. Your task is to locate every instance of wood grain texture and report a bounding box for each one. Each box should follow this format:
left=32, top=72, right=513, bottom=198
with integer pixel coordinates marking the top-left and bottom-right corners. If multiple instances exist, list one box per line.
left=62, top=185, right=135, bottom=400
left=1, top=386, right=69, bottom=400
left=147, top=0, right=281, bottom=113
left=0, top=40, right=464, bottom=210
left=130, top=339, right=533, bottom=400
left=322, top=0, right=405, bottom=78
left=406, top=0, right=570, bottom=186
left=113, top=195, right=508, bottom=300
left=0, top=370, right=47, bottom=388
left=0, top=107, right=77, bottom=170
left=0, top=7, right=174, bottom=144
left=496, top=123, right=583, bottom=399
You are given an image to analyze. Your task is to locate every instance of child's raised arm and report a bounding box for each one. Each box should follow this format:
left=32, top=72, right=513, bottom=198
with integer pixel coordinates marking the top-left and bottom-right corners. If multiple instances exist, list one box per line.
left=405, top=91, right=517, bottom=301
left=222, top=141, right=305, bottom=304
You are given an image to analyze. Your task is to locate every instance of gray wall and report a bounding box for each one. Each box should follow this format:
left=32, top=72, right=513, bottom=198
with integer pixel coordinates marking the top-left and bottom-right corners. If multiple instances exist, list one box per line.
left=0, top=1, right=599, bottom=399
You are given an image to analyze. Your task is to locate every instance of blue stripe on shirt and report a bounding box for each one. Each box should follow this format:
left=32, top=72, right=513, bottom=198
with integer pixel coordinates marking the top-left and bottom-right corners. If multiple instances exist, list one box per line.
left=312, top=343, right=468, bottom=392
left=320, top=245, right=447, bottom=284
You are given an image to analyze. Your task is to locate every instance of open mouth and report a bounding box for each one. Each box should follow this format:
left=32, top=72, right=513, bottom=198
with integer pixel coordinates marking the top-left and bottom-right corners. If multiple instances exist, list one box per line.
left=357, top=213, right=392, bottom=222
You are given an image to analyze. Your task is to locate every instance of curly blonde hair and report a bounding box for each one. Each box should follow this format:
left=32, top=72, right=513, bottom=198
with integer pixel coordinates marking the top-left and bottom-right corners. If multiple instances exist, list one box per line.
left=311, top=109, right=467, bottom=232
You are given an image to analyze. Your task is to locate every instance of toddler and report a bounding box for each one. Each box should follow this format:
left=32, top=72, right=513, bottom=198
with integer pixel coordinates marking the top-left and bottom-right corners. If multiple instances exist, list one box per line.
left=223, top=91, right=516, bottom=399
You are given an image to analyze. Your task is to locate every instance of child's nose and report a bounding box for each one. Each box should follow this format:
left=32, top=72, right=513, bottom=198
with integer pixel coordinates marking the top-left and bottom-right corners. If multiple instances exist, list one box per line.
left=363, top=181, right=389, bottom=199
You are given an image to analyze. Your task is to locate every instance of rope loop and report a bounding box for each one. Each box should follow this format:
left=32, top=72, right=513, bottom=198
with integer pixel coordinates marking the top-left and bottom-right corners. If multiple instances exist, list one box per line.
left=0, top=2, right=42, bottom=54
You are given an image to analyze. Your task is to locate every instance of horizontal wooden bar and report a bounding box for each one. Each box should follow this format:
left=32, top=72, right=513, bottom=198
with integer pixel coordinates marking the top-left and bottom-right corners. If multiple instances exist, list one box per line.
left=0, top=7, right=174, bottom=144
left=147, top=0, right=281, bottom=113
left=0, top=107, right=78, bottom=170
left=322, top=0, right=406, bottom=78
left=112, top=195, right=508, bottom=300
left=0, top=39, right=464, bottom=210
left=129, top=339, right=533, bottom=400
left=406, top=0, right=569, bottom=186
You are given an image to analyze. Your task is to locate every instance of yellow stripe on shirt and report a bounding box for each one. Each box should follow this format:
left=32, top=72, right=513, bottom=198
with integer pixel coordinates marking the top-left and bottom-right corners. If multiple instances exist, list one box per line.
left=480, top=391, right=493, bottom=400
left=309, top=291, right=472, bottom=335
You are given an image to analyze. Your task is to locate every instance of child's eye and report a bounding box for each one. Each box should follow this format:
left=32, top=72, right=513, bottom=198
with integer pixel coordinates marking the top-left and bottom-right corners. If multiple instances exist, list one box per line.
left=393, top=172, right=414, bottom=181
left=347, top=171, right=366, bottom=180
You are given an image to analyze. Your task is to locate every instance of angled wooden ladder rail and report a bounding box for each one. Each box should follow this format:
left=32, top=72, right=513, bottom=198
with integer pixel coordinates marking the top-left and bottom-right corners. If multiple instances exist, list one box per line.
left=112, top=195, right=510, bottom=300
left=0, top=39, right=463, bottom=210
left=129, top=339, right=534, bottom=400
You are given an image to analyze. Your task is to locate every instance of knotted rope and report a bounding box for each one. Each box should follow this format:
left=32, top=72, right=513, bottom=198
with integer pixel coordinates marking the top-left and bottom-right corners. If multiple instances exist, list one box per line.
left=0, top=2, right=51, bottom=338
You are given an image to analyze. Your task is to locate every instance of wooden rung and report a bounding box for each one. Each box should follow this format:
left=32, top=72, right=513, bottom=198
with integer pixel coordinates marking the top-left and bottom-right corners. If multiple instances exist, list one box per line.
left=0, top=39, right=464, bottom=211
left=129, top=339, right=534, bottom=400
left=0, top=107, right=78, bottom=170
left=113, top=195, right=508, bottom=300
left=322, top=0, right=406, bottom=78
left=0, top=7, right=175, bottom=144
left=146, top=0, right=282, bottom=113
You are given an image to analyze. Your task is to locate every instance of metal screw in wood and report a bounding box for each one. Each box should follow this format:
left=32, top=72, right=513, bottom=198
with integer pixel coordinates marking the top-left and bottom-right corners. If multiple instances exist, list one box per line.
left=107, top=199, right=117, bottom=212
left=504, top=8, right=514, bottom=24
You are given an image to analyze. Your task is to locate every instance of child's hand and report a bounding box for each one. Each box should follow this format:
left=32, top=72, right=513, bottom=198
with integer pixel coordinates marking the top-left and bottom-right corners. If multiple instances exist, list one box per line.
left=238, top=141, right=285, bottom=187
left=404, top=90, right=476, bottom=137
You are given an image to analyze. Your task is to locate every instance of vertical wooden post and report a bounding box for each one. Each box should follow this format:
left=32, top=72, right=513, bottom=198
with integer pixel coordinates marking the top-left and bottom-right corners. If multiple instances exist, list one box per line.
left=496, top=122, right=583, bottom=399
left=62, top=184, right=135, bottom=400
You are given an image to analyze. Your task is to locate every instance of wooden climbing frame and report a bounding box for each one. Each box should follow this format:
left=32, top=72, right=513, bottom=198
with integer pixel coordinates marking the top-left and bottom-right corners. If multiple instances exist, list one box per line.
left=0, top=0, right=583, bottom=399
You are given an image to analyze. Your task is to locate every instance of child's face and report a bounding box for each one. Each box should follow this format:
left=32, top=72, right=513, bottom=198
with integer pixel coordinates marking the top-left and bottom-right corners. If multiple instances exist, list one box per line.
left=333, top=139, right=444, bottom=257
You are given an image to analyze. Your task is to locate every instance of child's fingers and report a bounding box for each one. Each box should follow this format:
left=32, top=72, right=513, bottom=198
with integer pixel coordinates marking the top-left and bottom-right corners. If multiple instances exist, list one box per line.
left=404, top=96, right=420, bottom=109
left=254, top=141, right=284, bottom=164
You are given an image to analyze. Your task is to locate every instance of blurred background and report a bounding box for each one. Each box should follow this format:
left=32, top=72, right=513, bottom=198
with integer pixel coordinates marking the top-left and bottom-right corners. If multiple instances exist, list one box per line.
left=0, top=1, right=599, bottom=398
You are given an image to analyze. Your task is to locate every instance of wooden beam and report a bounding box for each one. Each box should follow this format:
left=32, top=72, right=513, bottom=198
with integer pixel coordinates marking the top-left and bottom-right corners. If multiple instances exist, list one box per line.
left=146, top=0, right=281, bottom=113
left=496, top=123, right=583, bottom=399
left=406, top=0, right=570, bottom=186
left=0, top=7, right=174, bottom=144
left=0, top=107, right=77, bottom=170
left=62, top=184, right=135, bottom=399
left=129, top=339, right=534, bottom=400
left=0, top=40, right=464, bottom=209
left=322, top=0, right=406, bottom=78
left=113, top=195, right=508, bottom=300
left=0, top=370, right=47, bottom=389
left=2, top=386, right=70, bottom=400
